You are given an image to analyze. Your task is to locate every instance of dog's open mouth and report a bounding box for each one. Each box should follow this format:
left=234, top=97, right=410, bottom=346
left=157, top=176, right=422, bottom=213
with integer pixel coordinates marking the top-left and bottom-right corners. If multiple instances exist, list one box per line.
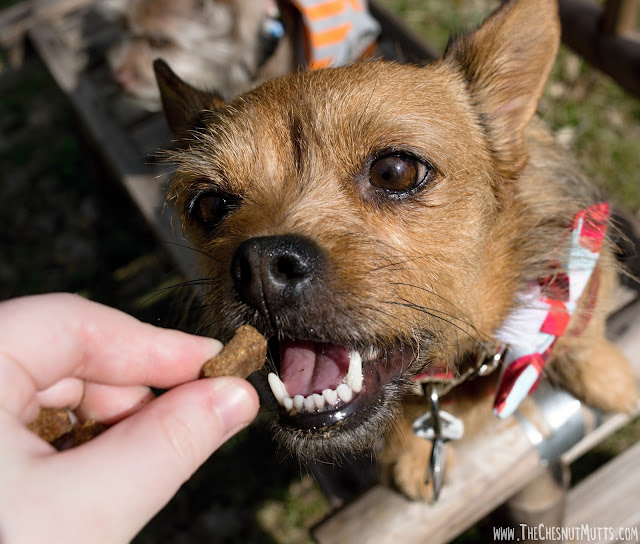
left=267, top=338, right=415, bottom=435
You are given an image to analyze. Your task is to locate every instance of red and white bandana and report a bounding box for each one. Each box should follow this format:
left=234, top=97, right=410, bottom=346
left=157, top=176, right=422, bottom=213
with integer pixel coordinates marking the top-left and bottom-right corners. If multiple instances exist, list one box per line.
left=493, top=203, right=610, bottom=417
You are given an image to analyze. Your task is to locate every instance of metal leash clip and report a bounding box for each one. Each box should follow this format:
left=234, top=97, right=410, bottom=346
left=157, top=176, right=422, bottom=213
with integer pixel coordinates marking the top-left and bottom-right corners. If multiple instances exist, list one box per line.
left=412, top=383, right=464, bottom=501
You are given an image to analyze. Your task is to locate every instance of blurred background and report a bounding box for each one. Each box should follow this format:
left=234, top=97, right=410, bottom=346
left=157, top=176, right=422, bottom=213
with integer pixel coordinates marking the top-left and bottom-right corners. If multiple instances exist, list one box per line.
left=1, top=0, right=639, bottom=542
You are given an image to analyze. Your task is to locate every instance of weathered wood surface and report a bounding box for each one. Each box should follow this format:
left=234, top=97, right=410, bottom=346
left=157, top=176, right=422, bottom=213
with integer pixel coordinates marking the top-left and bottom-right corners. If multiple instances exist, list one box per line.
left=559, top=0, right=640, bottom=98
left=564, top=440, right=640, bottom=543
left=0, top=0, right=87, bottom=46
left=602, top=0, right=639, bottom=36
left=27, top=7, right=198, bottom=281
left=314, top=418, right=544, bottom=544
left=369, top=0, right=439, bottom=63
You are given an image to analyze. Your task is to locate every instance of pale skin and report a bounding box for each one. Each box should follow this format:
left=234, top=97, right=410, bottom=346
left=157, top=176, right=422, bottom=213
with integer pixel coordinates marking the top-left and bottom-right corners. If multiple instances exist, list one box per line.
left=0, top=293, right=259, bottom=543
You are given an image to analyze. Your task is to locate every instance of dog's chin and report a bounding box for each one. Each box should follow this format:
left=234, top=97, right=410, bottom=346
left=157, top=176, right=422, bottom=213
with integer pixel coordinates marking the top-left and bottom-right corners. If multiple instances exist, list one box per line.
left=264, top=338, right=417, bottom=461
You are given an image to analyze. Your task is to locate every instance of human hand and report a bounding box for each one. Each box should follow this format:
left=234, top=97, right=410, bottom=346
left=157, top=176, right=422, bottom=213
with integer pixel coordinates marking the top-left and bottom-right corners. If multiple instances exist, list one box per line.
left=0, top=293, right=259, bottom=543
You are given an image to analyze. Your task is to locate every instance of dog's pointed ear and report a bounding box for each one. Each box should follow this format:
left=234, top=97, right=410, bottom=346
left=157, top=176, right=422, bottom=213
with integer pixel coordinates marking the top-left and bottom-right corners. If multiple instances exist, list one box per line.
left=444, top=0, right=560, bottom=175
left=153, top=59, right=226, bottom=144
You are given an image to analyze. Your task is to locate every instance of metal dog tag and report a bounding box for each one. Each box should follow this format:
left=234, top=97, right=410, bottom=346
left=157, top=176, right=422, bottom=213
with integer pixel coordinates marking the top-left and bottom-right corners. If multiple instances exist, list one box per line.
left=413, top=410, right=464, bottom=442
left=412, top=385, right=464, bottom=501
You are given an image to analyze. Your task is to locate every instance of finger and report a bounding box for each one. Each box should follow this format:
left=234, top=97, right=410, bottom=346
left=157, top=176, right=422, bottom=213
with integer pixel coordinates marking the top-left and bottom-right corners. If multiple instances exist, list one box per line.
left=32, top=381, right=154, bottom=426
left=0, top=351, right=42, bottom=422
left=0, top=294, right=222, bottom=394
left=76, top=383, right=155, bottom=424
left=38, top=377, right=259, bottom=542
left=36, top=378, right=84, bottom=409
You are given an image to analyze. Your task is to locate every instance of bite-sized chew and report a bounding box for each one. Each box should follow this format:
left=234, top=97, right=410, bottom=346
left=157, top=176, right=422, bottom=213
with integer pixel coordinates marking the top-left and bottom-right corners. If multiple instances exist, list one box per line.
left=200, top=325, right=267, bottom=378
left=30, top=325, right=267, bottom=448
left=28, top=407, right=73, bottom=443
left=28, top=408, right=105, bottom=450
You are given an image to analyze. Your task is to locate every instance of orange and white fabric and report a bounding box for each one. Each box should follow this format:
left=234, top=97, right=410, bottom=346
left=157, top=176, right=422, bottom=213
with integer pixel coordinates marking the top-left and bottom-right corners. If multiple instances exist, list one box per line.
left=493, top=203, right=610, bottom=417
left=290, top=0, right=380, bottom=69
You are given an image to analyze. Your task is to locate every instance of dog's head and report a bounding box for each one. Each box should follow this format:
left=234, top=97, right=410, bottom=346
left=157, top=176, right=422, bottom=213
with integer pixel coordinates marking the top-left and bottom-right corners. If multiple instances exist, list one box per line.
left=156, top=0, right=561, bottom=459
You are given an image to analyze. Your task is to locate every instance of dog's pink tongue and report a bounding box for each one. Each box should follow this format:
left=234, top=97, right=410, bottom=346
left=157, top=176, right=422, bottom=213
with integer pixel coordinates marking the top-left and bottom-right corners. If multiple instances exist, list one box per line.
left=279, top=340, right=351, bottom=397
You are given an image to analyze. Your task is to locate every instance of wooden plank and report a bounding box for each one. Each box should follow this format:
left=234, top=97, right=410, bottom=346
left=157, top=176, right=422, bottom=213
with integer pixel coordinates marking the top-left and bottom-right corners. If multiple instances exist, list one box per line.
left=602, top=0, right=639, bottom=36
left=314, top=416, right=544, bottom=544
left=564, top=441, right=640, bottom=543
left=369, top=0, right=439, bottom=63
left=0, top=0, right=89, bottom=48
left=558, top=0, right=640, bottom=98
left=26, top=13, right=85, bottom=90
left=29, top=18, right=198, bottom=280
left=563, top=297, right=640, bottom=462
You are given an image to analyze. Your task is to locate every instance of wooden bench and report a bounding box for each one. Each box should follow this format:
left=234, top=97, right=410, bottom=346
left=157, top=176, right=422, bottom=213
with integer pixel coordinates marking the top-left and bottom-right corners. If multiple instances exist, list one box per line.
left=559, top=0, right=640, bottom=98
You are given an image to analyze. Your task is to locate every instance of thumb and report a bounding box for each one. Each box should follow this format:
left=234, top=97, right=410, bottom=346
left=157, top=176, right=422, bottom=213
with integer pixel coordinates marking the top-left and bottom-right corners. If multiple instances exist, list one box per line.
left=47, top=377, right=259, bottom=542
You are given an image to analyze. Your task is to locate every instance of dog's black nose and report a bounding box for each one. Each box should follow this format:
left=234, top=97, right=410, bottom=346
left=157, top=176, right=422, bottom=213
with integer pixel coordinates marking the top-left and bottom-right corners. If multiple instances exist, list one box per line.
left=231, top=235, right=324, bottom=314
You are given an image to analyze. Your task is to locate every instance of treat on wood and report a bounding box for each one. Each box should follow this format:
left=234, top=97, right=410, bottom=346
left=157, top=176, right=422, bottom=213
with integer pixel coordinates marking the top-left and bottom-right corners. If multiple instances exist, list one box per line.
left=200, top=325, right=267, bottom=379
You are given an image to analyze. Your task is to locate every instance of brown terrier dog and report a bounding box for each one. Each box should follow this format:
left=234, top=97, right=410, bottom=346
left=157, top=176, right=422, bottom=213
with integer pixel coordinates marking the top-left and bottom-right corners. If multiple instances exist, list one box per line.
left=155, top=0, right=637, bottom=500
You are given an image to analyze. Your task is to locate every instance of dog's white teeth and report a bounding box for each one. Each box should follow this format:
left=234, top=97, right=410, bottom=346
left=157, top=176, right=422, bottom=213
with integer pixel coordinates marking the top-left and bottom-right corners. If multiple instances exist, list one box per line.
left=337, top=383, right=353, bottom=403
left=268, top=373, right=289, bottom=406
left=312, top=393, right=325, bottom=410
left=270, top=348, right=366, bottom=413
left=293, top=394, right=305, bottom=411
left=304, top=395, right=316, bottom=412
left=323, top=388, right=338, bottom=406
left=345, top=350, right=363, bottom=393
left=269, top=378, right=358, bottom=414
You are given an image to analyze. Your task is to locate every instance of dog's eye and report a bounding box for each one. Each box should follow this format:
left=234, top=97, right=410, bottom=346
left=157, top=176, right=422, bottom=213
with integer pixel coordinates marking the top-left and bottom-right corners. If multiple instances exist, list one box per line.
left=369, top=154, right=431, bottom=193
left=189, top=191, right=239, bottom=227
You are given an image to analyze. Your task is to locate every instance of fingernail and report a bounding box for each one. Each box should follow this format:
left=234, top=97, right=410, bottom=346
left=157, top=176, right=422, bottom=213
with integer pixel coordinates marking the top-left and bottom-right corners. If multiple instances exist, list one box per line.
left=209, top=379, right=258, bottom=436
left=203, top=337, right=224, bottom=360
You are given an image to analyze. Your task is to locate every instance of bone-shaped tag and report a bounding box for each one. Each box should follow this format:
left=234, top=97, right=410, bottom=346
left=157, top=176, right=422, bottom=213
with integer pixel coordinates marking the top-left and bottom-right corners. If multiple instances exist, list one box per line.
left=412, top=410, right=464, bottom=442
left=412, top=385, right=464, bottom=501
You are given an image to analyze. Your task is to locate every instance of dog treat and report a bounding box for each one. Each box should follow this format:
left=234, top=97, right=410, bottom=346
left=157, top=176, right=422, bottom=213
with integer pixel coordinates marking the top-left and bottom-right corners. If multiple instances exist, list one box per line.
left=28, top=407, right=74, bottom=444
left=31, top=325, right=266, bottom=448
left=28, top=408, right=106, bottom=450
left=200, top=325, right=267, bottom=379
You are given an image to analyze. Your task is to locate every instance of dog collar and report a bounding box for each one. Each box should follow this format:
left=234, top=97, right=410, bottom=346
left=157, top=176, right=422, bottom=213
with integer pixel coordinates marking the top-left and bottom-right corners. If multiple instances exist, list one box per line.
left=413, top=202, right=610, bottom=418
left=413, top=345, right=506, bottom=398
left=290, top=0, right=380, bottom=69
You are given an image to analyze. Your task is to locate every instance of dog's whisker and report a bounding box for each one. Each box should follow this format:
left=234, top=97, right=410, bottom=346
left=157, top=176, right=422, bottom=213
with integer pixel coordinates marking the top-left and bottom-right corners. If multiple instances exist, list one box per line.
left=386, top=294, right=491, bottom=345
left=163, top=239, right=222, bottom=264
left=384, top=299, right=491, bottom=357
left=370, top=254, right=431, bottom=273
left=389, top=283, right=494, bottom=343
left=133, top=279, right=216, bottom=314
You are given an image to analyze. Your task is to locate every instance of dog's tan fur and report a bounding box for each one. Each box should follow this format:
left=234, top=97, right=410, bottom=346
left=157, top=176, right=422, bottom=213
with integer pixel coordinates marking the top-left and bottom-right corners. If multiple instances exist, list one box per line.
left=155, top=0, right=637, bottom=500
